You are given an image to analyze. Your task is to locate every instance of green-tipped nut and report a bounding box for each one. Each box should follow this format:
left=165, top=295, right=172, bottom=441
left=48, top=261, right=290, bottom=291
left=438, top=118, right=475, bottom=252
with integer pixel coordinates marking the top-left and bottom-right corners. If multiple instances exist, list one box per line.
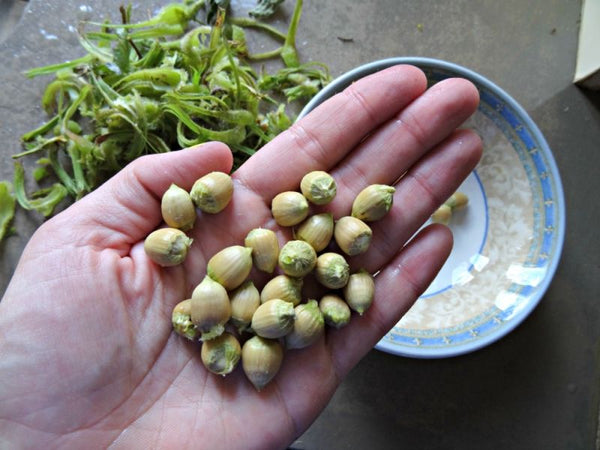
left=271, top=191, right=309, bottom=227
left=294, top=213, right=334, bottom=252
left=285, top=300, right=325, bottom=349
left=343, top=269, right=375, bottom=315
left=351, top=184, right=395, bottom=222
left=190, top=275, right=231, bottom=341
left=444, top=191, right=469, bottom=210
left=207, top=245, right=253, bottom=290
left=201, top=332, right=241, bottom=376
left=144, top=228, right=193, bottom=267
left=431, top=204, right=452, bottom=225
left=319, top=294, right=351, bottom=329
left=334, top=216, right=372, bottom=256
left=315, top=252, right=350, bottom=289
left=230, top=281, right=261, bottom=333
left=245, top=228, right=279, bottom=273
left=278, top=240, right=317, bottom=277
left=242, top=336, right=284, bottom=391
left=190, top=171, right=233, bottom=214
left=251, top=299, right=296, bottom=339
left=300, top=171, right=337, bottom=205
left=161, top=183, right=196, bottom=231
left=171, top=299, right=200, bottom=341
left=260, top=274, right=303, bottom=306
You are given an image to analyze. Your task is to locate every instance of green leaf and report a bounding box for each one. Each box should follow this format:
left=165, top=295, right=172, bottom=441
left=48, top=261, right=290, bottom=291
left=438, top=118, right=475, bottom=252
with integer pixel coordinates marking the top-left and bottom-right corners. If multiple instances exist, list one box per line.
left=0, top=182, right=16, bottom=241
left=112, top=67, right=188, bottom=95
left=13, top=162, right=68, bottom=217
left=25, top=55, right=93, bottom=78
left=33, top=166, right=49, bottom=182
left=206, top=0, right=231, bottom=24
left=281, top=0, right=302, bottom=67
left=21, top=116, right=60, bottom=142
left=249, top=0, right=285, bottom=19
left=113, top=37, right=132, bottom=74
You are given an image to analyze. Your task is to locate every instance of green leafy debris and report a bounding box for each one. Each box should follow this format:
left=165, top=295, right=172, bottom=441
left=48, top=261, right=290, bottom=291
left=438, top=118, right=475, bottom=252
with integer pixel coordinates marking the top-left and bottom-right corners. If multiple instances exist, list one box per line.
left=3, top=0, right=330, bottom=239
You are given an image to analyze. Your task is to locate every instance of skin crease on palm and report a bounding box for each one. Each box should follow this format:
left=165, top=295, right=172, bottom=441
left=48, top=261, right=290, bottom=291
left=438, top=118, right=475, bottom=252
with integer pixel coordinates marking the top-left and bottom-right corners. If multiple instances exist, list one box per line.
left=0, top=65, right=482, bottom=449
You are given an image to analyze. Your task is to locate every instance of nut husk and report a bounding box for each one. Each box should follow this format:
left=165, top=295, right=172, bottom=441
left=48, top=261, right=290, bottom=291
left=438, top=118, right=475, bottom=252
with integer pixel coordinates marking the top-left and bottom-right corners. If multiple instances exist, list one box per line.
left=190, top=171, right=233, bottom=214
left=144, top=227, right=193, bottom=267
left=242, top=336, right=284, bottom=391
left=230, top=281, right=261, bottom=332
left=431, top=204, right=452, bottom=225
left=201, top=332, right=242, bottom=376
left=333, top=216, right=372, bottom=256
left=251, top=299, right=296, bottom=339
left=260, top=274, right=303, bottom=306
left=190, top=275, right=231, bottom=341
left=278, top=240, right=317, bottom=277
left=171, top=299, right=200, bottom=341
left=207, top=245, right=253, bottom=290
left=161, top=183, right=196, bottom=230
left=294, top=213, right=334, bottom=252
left=319, top=294, right=351, bottom=329
left=351, top=184, right=395, bottom=222
left=271, top=191, right=309, bottom=226
left=300, top=171, right=337, bottom=205
left=285, top=300, right=325, bottom=349
left=244, top=228, right=279, bottom=273
left=343, top=269, right=375, bottom=315
left=315, top=252, right=350, bottom=289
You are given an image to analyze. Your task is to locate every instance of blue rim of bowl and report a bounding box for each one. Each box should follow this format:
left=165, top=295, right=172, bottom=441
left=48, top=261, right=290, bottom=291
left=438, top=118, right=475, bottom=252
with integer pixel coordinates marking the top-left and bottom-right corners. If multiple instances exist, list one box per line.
left=298, top=57, right=566, bottom=359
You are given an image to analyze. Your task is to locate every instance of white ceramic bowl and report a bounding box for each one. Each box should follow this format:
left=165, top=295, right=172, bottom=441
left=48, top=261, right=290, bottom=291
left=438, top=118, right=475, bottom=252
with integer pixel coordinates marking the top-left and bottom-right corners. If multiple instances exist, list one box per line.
left=298, top=57, right=566, bottom=358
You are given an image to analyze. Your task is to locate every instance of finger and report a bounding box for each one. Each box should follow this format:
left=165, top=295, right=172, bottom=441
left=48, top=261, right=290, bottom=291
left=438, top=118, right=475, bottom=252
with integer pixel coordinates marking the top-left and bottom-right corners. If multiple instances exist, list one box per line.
left=235, top=65, right=428, bottom=200
left=59, top=142, right=234, bottom=251
left=353, top=128, right=482, bottom=273
left=331, top=77, right=480, bottom=200
left=328, top=224, right=453, bottom=378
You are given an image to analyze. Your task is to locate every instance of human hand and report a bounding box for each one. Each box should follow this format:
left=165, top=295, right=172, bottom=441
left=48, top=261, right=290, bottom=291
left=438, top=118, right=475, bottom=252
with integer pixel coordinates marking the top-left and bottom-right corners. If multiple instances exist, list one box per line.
left=0, top=65, right=481, bottom=449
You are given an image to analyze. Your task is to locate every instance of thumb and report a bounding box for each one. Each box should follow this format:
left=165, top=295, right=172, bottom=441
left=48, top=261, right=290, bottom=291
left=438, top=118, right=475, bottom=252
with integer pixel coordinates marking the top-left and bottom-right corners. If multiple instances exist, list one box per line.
left=55, top=142, right=233, bottom=252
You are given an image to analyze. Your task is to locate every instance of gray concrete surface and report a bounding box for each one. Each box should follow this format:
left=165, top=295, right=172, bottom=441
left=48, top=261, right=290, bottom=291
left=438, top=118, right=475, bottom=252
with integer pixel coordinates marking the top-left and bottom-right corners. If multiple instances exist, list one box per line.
left=1, top=1, right=598, bottom=449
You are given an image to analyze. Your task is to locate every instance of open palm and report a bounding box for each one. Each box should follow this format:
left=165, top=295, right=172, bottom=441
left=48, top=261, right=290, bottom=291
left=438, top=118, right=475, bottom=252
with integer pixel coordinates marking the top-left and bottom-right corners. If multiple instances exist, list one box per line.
left=0, top=65, right=481, bottom=449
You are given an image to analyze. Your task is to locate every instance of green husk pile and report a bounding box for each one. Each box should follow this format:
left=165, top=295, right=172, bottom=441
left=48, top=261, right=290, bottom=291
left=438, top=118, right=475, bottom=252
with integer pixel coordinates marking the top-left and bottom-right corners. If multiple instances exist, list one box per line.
left=0, top=0, right=330, bottom=241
